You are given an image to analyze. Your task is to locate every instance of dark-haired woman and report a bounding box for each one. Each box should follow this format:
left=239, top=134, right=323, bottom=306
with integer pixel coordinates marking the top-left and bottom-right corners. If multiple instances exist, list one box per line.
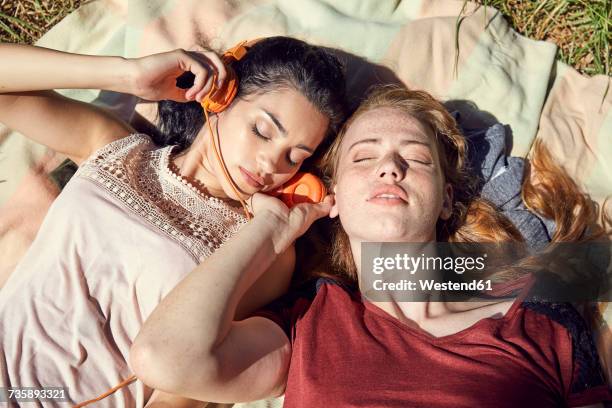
left=0, top=37, right=345, bottom=406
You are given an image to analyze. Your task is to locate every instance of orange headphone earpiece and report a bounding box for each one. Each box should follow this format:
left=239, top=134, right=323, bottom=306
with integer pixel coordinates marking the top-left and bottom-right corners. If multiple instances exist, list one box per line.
left=271, top=172, right=327, bottom=207
left=200, top=40, right=250, bottom=113
left=200, top=70, right=239, bottom=113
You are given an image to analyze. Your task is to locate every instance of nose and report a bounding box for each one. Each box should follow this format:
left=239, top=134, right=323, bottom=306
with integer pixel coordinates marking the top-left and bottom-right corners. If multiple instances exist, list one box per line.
left=256, top=149, right=284, bottom=175
left=376, top=153, right=407, bottom=182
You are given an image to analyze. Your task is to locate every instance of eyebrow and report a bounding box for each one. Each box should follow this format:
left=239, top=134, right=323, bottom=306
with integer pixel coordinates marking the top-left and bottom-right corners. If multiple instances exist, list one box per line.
left=263, top=109, right=287, bottom=135
left=263, top=109, right=314, bottom=154
left=348, top=137, right=431, bottom=152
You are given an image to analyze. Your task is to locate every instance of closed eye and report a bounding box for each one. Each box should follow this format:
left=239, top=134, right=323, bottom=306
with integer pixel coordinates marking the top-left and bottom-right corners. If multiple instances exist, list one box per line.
left=405, top=158, right=432, bottom=165
left=353, top=157, right=374, bottom=163
left=251, top=124, right=270, bottom=141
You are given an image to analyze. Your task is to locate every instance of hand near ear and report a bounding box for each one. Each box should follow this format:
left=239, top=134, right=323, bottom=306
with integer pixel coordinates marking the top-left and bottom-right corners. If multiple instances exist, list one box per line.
left=250, top=192, right=334, bottom=253
left=129, top=46, right=227, bottom=103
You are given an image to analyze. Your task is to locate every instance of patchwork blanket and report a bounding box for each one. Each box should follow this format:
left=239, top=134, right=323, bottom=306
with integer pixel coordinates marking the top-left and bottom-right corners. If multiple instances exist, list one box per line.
left=0, top=0, right=610, bottom=405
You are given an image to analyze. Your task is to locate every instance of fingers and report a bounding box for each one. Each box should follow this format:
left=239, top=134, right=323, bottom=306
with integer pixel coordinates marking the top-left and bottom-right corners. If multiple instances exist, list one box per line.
left=286, top=195, right=334, bottom=238
left=198, top=48, right=227, bottom=87
left=249, top=192, right=288, bottom=218
left=193, top=75, right=215, bottom=104
left=180, top=46, right=228, bottom=103
left=184, top=60, right=209, bottom=101
left=246, top=193, right=333, bottom=247
left=296, top=195, right=334, bottom=223
left=193, top=50, right=227, bottom=102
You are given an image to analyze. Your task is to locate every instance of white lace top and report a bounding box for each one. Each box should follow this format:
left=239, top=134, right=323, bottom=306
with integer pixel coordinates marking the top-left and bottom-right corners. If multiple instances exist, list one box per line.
left=77, top=133, right=248, bottom=262
left=0, top=134, right=248, bottom=407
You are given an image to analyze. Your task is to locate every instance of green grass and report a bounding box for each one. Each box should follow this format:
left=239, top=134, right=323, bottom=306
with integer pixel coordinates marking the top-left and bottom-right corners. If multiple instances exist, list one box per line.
left=0, top=0, right=83, bottom=44
left=0, top=0, right=610, bottom=77
left=474, top=0, right=611, bottom=77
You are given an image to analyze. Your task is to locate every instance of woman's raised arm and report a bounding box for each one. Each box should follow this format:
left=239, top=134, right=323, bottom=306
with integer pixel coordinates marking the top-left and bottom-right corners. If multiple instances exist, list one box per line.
left=0, top=44, right=135, bottom=93
left=130, top=194, right=332, bottom=403
left=0, top=44, right=226, bottom=164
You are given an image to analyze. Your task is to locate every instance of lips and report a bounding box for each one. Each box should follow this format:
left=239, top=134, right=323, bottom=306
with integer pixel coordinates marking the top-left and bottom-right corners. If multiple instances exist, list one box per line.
left=239, top=166, right=264, bottom=189
left=367, top=184, right=409, bottom=203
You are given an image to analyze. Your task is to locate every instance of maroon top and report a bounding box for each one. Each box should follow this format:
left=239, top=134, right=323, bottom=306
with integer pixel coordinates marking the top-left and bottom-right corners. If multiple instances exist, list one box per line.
left=257, top=278, right=611, bottom=407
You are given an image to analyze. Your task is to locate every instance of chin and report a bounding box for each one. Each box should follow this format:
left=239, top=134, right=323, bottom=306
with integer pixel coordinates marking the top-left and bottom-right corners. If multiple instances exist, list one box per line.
left=371, top=210, right=406, bottom=227
left=372, top=229, right=410, bottom=242
left=350, top=223, right=409, bottom=243
left=223, top=182, right=250, bottom=201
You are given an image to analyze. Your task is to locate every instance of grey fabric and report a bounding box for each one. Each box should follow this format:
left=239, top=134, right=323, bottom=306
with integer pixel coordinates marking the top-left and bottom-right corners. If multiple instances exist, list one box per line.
left=457, top=116, right=556, bottom=251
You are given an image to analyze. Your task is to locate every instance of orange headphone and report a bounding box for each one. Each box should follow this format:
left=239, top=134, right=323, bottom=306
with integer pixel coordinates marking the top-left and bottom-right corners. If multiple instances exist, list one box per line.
left=73, top=39, right=327, bottom=407
left=199, top=39, right=248, bottom=113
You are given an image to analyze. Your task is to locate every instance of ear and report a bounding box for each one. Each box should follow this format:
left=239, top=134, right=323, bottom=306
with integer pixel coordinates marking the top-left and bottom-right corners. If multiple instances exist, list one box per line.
left=439, top=183, right=453, bottom=220
left=329, top=185, right=339, bottom=218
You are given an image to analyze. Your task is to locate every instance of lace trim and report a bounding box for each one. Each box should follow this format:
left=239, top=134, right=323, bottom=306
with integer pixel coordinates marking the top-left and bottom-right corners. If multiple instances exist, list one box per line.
left=75, top=134, right=248, bottom=262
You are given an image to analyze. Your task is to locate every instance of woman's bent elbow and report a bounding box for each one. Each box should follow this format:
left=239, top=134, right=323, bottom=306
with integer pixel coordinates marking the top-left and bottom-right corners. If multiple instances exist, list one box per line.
left=130, top=337, right=181, bottom=391
left=129, top=339, right=168, bottom=389
left=130, top=336, right=219, bottom=395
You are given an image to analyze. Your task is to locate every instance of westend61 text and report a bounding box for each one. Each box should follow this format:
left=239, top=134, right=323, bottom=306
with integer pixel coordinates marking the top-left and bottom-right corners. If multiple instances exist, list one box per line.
left=373, top=279, right=493, bottom=292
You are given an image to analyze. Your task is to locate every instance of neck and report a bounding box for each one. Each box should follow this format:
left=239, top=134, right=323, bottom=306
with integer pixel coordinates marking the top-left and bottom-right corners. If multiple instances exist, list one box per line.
left=171, top=122, right=228, bottom=199
left=369, top=293, right=450, bottom=326
left=354, top=238, right=449, bottom=325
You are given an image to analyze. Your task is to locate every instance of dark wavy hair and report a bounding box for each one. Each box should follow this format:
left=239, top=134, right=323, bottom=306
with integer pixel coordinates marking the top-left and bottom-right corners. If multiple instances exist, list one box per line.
left=155, top=36, right=346, bottom=152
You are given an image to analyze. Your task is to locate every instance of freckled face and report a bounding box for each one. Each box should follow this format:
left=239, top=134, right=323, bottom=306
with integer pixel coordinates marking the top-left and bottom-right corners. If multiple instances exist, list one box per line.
left=330, top=107, right=452, bottom=242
